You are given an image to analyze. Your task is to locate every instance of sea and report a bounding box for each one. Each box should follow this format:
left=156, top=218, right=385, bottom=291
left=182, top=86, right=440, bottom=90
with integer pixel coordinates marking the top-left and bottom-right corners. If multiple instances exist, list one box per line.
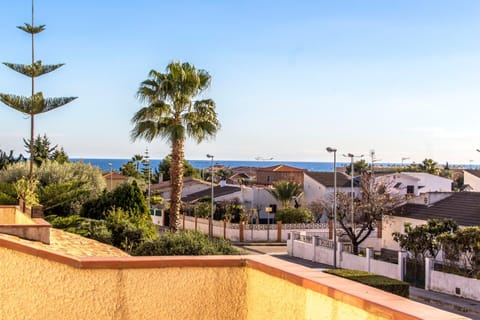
left=69, top=158, right=479, bottom=173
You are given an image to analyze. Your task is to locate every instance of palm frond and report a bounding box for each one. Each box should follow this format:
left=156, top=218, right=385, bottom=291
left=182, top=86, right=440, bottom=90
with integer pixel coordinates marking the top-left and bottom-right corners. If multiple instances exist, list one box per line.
left=17, top=23, right=45, bottom=34
left=3, top=61, right=64, bottom=77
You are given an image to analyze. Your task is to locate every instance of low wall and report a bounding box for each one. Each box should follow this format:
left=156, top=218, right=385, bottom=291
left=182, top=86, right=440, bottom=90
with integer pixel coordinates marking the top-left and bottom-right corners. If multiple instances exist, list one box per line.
left=427, top=258, right=480, bottom=301
left=182, top=215, right=330, bottom=242
left=0, top=205, right=50, bottom=244
left=0, top=237, right=464, bottom=320
left=288, top=232, right=404, bottom=281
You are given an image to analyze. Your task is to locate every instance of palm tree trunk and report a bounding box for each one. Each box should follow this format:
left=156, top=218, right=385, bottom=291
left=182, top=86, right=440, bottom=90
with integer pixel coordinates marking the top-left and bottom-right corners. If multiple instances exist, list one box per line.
left=169, top=139, right=185, bottom=231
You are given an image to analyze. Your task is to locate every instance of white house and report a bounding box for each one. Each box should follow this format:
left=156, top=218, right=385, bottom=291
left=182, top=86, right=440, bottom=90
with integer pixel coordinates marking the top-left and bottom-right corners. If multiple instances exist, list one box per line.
left=382, top=192, right=480, bottom=251
left=303, top=171, right=359, bottom=205
left=374, top=172, right=452, bottom=197
left=150, top=177, right=211, bottom=200
left=463, top=170, right=480, bottom=191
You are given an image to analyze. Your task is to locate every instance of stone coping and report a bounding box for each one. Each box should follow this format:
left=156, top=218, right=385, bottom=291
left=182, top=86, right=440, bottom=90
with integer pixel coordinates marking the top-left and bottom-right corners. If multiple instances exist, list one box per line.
left=0, top=234, right=466, bottom=320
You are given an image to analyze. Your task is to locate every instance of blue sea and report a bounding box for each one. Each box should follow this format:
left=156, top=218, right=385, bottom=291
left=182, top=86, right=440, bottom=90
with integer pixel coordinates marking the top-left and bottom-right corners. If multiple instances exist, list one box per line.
left=70, top=158, right=480, bottom=173
left=71, top=158, right=348, bottom=172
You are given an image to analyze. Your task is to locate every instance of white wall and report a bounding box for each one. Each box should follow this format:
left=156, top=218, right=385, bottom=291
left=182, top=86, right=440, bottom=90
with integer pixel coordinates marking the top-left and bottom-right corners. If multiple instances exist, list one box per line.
left=464, top=171, right=480, bottom=191
left=429, top=269, right=480, bottom=301
left=382, top=216, right=428, bottom=250
left=402, top=173, right=452, bottom=193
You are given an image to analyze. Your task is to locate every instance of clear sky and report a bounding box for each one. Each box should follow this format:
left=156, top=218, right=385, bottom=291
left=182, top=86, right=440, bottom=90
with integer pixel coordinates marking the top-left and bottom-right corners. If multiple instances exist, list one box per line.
left=1, top=1, right=480, bottom=164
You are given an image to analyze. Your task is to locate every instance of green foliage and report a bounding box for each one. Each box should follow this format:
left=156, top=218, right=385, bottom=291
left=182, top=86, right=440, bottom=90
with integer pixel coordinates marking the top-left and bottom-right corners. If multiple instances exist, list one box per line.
left=120, top=161, right=142, bottom=178
left=81, top=181, right=148, bottom=219
left=156, top=155, right=200, bottom=182
left=105, top=208, right=158, bottom=254
left=324, top=269, right=409, bottom=298
left=0, top=149, right=25, bottom=170
left=134, top=230, right=239, bottom=256
left=0, top=182, right=17, bottom=205
left=393, top=218, right=458, bottom=261
left=14, top=177, right=39, bottom=205
left=45, top=214, right=112, bottom=243
left=193, top=201, right=212, bottom=218
left=268, top=180, right=302, bottom=208
left=275, top=207, right=313, bottom=223
left=437, top=226, right=480, bottom=278
left=345, top=159, right=368, bottom=175
left=418, top=158, right=439, bottom=175
left=0, top=161, right=106, bottom=215
left=24, top=134, right=57, bottom=166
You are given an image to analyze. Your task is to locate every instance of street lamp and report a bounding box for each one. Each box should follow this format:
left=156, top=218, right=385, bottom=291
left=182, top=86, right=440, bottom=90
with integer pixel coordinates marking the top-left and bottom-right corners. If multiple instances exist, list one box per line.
left=108, top=162, right=113, bottom=191
left=206, top=154, right=214, bottom=238
left=343, top=153, right=363, bottom=232
left=401, top=157, right=410, bottom=167
left=326, top=147, right=337, bottom=268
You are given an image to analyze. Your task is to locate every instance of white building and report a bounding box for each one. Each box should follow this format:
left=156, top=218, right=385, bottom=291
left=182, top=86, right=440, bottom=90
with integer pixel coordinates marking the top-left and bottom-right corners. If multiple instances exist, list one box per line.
left=374, top=172, right=452, bottom=197
left=463, top=170, right=480, bottom=191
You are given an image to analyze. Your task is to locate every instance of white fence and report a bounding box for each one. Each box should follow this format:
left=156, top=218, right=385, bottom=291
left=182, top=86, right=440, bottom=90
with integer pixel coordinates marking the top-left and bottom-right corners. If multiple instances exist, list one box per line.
left=288, top=231, right=404, bottom=280
left=289, top=232, right=480, bottom=302
left=179, top=215, right=330, bottom=242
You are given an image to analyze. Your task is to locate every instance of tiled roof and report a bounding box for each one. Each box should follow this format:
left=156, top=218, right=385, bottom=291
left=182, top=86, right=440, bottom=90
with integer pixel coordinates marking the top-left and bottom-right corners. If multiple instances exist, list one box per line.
left=103, top=172, right=128, bottom=180
left=305, top=171, right=353, bottom=188
left=256, top=165, right=305, bottom=173
left=395, top=192, right=480, bottom=226
left=465, top=169, right=480, bottom=178
left=0, top=228, right=129, bottom=257
left=151, top=177, right=210, bottom=191
left=182, top=186, right=241, bottom=202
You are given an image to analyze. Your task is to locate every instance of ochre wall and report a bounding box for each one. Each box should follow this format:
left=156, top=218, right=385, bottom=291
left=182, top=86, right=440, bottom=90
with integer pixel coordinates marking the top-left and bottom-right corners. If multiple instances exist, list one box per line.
left=0, top=247, right=246, bottom=320
left=0, top=207, right=16, bottom=224
left=246, top=268, right=384, bottom=320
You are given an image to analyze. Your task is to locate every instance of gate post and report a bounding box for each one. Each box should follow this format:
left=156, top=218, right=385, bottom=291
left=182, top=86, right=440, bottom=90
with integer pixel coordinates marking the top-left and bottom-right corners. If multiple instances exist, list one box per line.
left=425, top=257, right=432, bottom=291
left=277, top=221, right=282, bottom=242
left=398, top=251, right=407, bottom=281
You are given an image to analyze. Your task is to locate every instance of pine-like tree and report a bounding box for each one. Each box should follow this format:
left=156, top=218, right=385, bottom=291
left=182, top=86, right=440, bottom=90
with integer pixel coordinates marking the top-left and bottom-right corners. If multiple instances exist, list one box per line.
left=0, top=0, right=77, bottom=182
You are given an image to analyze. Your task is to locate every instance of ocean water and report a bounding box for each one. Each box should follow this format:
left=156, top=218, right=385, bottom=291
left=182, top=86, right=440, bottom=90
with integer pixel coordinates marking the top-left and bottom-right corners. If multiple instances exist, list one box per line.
left=70, top=158, right=345, bottom=172
left=70, top=158, right=479, bottom=173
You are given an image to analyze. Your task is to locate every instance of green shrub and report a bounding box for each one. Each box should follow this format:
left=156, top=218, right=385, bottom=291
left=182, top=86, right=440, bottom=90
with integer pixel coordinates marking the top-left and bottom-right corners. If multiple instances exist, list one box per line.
left=81, top=181, right=148, bottom=219
left=324, top=269, right=409, bottom=298
left=275, top=207, right=313, bottom=223
left=134, top=231, right=240, bottom=256
left=0, top=182, right=17, bottom=205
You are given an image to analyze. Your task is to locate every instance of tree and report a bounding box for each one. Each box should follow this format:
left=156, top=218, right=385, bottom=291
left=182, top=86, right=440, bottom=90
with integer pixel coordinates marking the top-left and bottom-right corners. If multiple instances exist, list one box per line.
left=418, top=158, right=439, bottom=175
left=0, top=149, right=25, bottom=170
left=156, top=154, right=200, bottom=182
left=131, top=62, right=220, bottom=230
left=393, top=218, right=458, bottom=261
left=268, top=180, right=302, bottom=208
left=345, top=159, right=368, bottom=175
left=132, top=154, right=144, bottom=171
left=120, top=161, right=141, bottom=179
left=0, top=1, right=76, bottom=182
left=323, top=172, right=404, bottom=254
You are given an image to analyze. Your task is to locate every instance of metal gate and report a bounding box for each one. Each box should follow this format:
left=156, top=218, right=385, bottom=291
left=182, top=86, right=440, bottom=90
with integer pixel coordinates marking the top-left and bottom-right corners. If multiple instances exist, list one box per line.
left=404, top=258, right=425, bottom=288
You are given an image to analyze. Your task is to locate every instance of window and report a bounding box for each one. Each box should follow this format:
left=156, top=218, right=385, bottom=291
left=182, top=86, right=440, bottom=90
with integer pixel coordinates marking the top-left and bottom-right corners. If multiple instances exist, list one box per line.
left=406, top=185, right=414, bottom=194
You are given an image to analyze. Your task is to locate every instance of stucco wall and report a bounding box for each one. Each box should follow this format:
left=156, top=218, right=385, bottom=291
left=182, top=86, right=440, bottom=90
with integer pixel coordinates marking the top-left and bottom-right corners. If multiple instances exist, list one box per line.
left=0, top=207, right=17, bottom=224
left=0, top=247, right=247, bottom=320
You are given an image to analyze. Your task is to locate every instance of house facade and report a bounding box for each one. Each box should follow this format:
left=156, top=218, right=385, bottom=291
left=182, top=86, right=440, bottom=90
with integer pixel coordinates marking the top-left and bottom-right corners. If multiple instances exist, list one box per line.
left=463, top=169, right=480, bottom=191
left=256, top=165, right=305, bottom=185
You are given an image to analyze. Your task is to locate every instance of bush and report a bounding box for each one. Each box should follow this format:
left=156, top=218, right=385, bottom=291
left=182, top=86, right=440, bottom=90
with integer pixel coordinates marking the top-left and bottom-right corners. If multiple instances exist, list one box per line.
left=134, top=231, right=239, bottom=256
left=324, top=269, right=409, bottom=298
left=0, top=182, right=17, bottom=205
left=275, top=207, right=313, bottom=223
left=81, top=181, right=148, bottom=219
left=0, top=161, right=106, bottom=215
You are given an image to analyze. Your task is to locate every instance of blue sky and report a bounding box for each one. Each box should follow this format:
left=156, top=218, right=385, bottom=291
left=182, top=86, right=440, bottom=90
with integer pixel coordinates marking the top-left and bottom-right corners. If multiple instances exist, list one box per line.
left=1, top=1, right=480, bottom=164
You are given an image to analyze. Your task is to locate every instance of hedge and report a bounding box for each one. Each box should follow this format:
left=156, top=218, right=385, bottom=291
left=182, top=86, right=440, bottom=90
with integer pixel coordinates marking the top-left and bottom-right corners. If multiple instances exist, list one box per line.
left=324, top=269, right=409, bottom=298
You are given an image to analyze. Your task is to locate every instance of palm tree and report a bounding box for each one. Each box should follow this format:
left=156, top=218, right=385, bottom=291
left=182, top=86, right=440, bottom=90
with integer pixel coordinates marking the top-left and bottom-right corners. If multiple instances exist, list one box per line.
left=419, top=158, right=438, bottom=175
left=131, top=62, right=220, bottom=230
left=132, top=154, right=144, bottom=171
left=268, top=180, right=303, bottom=208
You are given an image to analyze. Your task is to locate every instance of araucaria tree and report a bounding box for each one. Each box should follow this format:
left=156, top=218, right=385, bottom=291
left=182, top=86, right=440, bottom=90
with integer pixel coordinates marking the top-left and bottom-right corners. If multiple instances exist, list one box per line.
left=0, top=0, right=76, bottom=182
left=131, top=62, right=220, bottom=230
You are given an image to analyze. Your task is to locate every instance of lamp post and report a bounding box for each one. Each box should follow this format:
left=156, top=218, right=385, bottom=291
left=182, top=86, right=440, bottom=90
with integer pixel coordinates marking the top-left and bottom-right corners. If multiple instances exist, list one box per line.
left=265, top=206, right=272, bottom=241
left=343, top=153, right=363, bottom=232
left=206, top=154, right=214, bottom=238
left=108, top=162, right=113, bottom=191
left=326, top=147, right=337, bottom=268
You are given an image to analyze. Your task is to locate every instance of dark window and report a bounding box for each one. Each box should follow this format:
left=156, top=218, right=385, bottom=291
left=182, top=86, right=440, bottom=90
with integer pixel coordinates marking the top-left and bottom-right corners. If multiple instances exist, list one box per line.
left=406, top=185, right=414, bottom=194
